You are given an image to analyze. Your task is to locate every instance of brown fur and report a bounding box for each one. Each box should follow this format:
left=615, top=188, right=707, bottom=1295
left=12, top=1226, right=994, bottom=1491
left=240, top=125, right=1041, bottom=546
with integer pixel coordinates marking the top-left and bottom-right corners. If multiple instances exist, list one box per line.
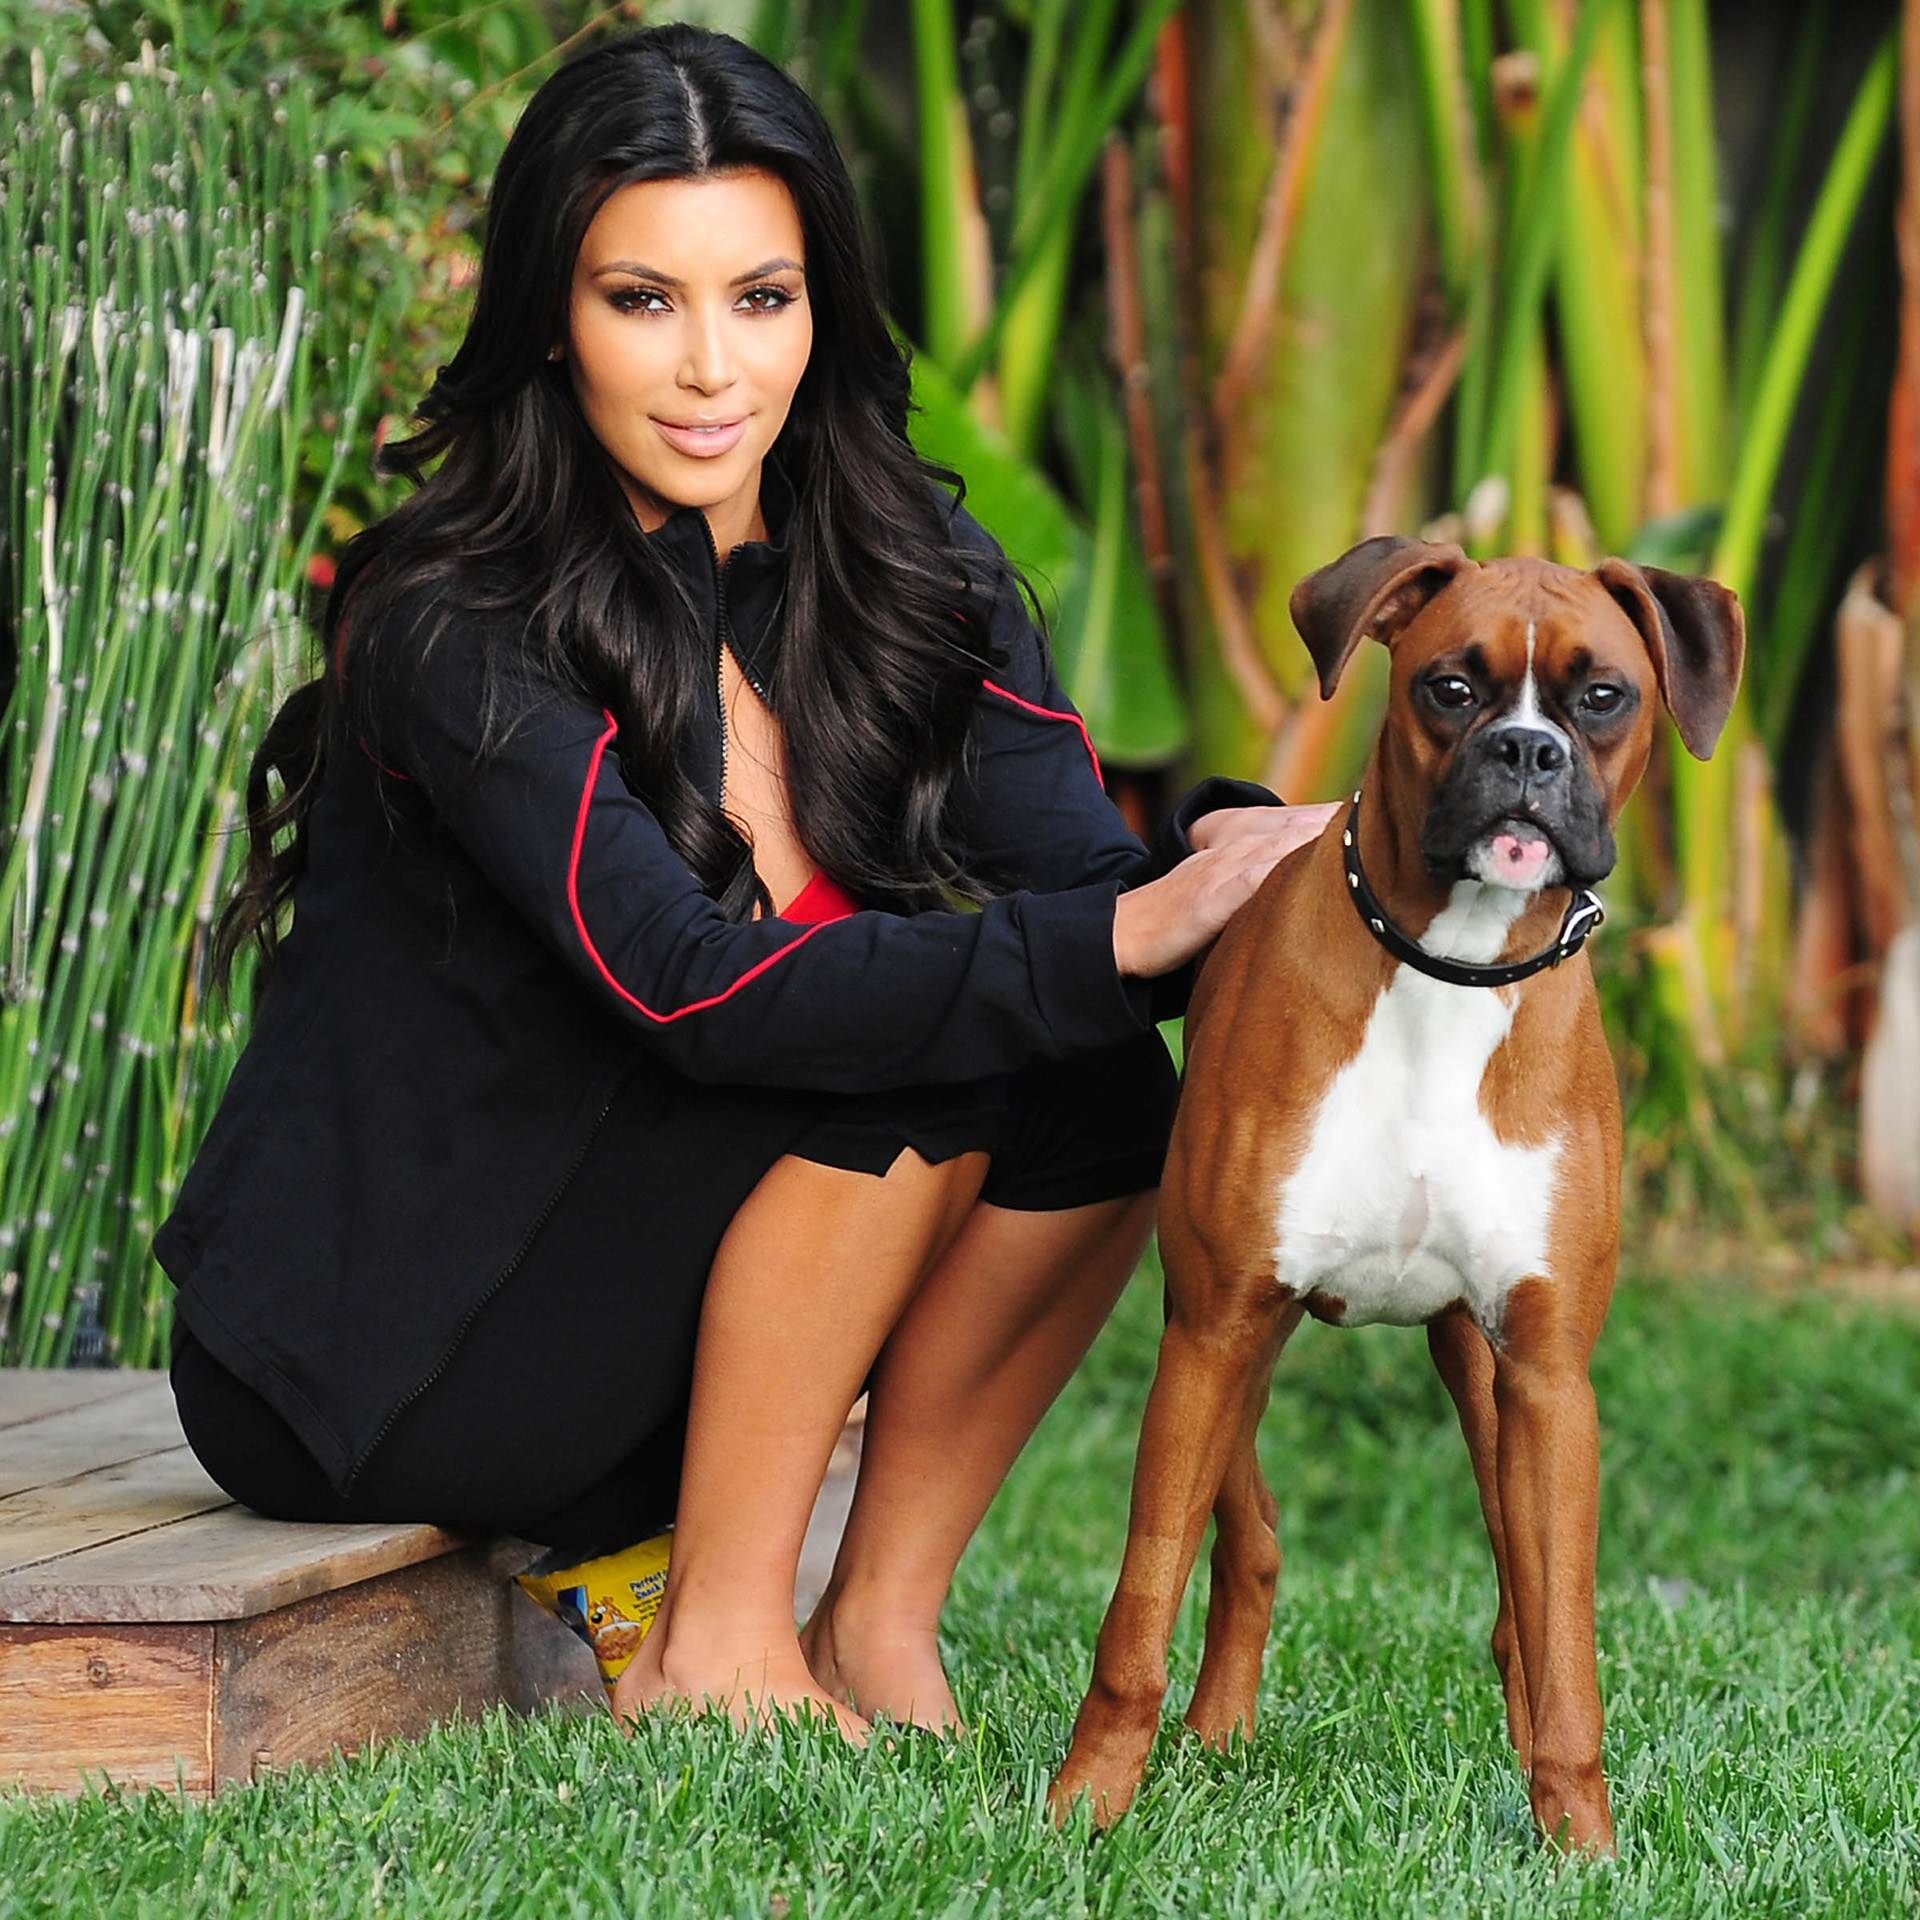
left=1047, top=545, right=1744, bottom=1856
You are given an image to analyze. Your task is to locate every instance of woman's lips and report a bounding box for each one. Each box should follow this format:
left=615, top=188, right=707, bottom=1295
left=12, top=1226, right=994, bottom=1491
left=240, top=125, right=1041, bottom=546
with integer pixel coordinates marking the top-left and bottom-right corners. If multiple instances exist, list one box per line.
left=651, top=415, right=748, bottom=458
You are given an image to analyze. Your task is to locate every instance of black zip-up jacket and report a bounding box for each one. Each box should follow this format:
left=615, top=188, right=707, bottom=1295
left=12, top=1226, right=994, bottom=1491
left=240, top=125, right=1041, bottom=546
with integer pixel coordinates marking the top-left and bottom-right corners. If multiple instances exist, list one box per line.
left=151, top=454, right=1282, bottom=1494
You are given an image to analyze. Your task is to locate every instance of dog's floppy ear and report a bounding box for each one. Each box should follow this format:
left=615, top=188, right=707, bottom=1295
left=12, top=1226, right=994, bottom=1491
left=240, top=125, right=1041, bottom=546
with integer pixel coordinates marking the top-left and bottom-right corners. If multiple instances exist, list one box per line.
left=1289, top=536, right=1475, bottom=700
left=1590, top=556, right=1746, bottom=759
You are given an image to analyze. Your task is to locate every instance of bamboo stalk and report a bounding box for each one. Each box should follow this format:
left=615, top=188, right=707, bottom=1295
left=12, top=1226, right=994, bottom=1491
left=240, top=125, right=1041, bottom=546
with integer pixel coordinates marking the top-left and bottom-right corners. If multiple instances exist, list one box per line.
left=1711, top=33, right=1897, bottom=601
left=1727, top=8, right=1828, bottom=436
left=1360, top=321, right=1468, bottom=537
left=1891, top=0, right=1920, bottom=622
left=1211, top=0, right=1353, bottom=437
left=1405, top=0, right=1484, bottom=303
left=1469, top=0, right=1619, bottom=511
left=0, top=60, right=391, bottom=1364
left=1665, top=0, right=1727, bottom=502
left=1182, top=419, right=1290, bottom=737
left=912, top=0, right=978, bottom=374
left=999, top=0, right=1120, bottom=456
left=1641, top=0, right=1680, bottom=519
left=1100, top=137, right=1173, bottom=606
left=1761, top=293, right=1877, bottom=750
left=947, top=0, right=1185, bottom=397
left=1640, top=28, right=1900, bottom=1048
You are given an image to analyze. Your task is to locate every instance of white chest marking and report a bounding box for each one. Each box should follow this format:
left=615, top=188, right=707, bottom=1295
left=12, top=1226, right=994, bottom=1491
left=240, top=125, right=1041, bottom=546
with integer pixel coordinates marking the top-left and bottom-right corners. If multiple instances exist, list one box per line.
left=1272, top=881, right=1563, bottom=1330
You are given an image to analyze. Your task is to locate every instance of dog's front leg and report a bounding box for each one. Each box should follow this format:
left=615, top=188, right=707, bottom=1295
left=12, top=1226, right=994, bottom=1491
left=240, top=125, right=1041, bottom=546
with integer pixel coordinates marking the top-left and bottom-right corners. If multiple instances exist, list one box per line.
left=1048, top=1287, right=1290, bottom=1826
left=1428, top=1309, right=1532, bottom=1766
left=1491, top=1279, right=1614, bottom=1855
left=1183, top=1299, right=1302, bottom=1749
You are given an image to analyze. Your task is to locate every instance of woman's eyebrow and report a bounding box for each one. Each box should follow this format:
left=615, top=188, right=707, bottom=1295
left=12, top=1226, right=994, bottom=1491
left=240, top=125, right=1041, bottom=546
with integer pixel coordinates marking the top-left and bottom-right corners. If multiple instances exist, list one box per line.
left=590, top=257, right=804, bottom=286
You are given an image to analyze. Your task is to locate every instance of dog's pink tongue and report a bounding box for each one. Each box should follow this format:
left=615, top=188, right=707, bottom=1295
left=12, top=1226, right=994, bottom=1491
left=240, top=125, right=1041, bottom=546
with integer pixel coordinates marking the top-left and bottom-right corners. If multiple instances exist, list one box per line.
left=1490, top=831, right=1551, bottom=881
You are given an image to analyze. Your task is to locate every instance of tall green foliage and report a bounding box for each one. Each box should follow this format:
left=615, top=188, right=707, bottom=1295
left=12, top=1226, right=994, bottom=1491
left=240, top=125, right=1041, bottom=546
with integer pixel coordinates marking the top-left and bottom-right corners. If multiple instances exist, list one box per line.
left=0, top=56, right=399, bottom=1364
left=902, top=0, right=1192, bottom=766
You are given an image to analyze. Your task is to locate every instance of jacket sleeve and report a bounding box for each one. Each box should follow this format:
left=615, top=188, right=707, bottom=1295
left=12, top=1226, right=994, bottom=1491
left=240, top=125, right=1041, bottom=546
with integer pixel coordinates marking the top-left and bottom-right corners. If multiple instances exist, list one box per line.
left=364, top=596, right=1162, bottom=1094
left=949, top=502, right=1287, bottom=1022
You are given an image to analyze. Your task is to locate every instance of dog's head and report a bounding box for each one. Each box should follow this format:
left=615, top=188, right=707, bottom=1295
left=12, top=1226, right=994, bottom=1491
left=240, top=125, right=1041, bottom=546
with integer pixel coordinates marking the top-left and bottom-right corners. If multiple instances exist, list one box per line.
left=1288, top=537, right=1746, bottom=891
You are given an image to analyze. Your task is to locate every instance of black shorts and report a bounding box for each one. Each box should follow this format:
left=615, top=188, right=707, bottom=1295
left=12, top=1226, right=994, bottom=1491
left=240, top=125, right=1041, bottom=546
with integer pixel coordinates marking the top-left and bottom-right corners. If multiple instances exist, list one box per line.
left=782, top=1031, right=1175, bottom=1210
left=169, top=1029, right=1179, bottom=1557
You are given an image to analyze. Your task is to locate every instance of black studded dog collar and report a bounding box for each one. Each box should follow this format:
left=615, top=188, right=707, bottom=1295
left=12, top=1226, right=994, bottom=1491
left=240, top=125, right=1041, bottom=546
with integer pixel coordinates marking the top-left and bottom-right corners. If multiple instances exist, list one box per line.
left=1341, top=790, right=1605, bottom=989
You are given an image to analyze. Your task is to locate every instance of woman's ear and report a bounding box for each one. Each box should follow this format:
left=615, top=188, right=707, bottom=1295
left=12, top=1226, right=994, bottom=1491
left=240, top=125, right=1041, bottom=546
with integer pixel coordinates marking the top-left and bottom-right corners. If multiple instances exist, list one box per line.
left=1590, top=556, right=1746, bottom=759
left=1289, top=536, right=1475, bottom=699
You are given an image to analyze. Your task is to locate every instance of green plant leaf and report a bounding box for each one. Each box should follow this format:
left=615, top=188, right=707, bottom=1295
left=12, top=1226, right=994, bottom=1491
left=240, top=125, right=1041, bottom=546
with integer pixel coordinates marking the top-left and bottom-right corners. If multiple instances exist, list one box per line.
left=906, top=344, right=1081, bottom=624
left=1050, top=401, right=1189, bottom=765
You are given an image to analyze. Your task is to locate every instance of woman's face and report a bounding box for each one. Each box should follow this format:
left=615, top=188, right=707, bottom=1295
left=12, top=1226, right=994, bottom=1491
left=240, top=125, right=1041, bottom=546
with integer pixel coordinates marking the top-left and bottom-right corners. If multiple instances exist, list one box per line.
left=559, top=168, right=813, bottom=536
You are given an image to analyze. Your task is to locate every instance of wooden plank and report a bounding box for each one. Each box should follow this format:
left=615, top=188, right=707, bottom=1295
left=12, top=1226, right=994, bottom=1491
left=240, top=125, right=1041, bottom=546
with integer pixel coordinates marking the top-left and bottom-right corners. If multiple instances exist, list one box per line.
left=212, top=1544, right=600, bottom=1787
left=0, top=1382, right=184, bottom=1499
left=0, top=1370, right=149, bottom=1430
left=0, top=1624, right=214, bottom=1795
left=0, top=1504, right=471, bottom=1624
left=0, top=1448, right=232, bottom=1579
left=0, top=1435, right=865, bottom=1797
left=0, top=1549, right=601, bottom=1799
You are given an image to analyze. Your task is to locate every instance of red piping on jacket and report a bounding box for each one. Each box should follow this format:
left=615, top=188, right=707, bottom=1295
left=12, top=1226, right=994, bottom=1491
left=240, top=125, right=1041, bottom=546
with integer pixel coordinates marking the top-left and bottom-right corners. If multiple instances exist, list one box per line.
left=981, top=680, right=1104, bottom=788
left=565, top=709, right=842, bottom=1023
left=359, top=739, right=413, bottom=782
left=950, top=597, right=1106, bottom=787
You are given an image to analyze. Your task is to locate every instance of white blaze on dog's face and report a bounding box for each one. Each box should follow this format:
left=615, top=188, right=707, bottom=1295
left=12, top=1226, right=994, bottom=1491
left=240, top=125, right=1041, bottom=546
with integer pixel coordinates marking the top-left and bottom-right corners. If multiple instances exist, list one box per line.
left=1461, top=620, right=1576, bottom=888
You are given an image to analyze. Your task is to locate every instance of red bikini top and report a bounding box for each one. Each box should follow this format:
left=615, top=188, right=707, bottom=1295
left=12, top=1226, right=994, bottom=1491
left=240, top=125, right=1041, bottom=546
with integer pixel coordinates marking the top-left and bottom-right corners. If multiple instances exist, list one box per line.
left=781, top=868, right=863, bottom=924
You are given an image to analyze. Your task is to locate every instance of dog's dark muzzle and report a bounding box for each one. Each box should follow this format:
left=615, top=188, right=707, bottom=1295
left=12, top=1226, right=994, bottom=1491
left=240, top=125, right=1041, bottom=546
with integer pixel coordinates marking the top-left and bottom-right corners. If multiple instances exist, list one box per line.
left=1421, top=725, right=1616, bottom=887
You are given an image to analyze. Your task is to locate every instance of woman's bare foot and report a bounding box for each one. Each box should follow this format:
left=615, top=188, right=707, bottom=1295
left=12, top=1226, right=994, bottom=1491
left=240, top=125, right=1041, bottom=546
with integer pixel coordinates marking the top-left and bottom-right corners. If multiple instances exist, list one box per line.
left=610, top=1620, right=872, bottom=1743
left=799, top=1592, right=965, bottom=1734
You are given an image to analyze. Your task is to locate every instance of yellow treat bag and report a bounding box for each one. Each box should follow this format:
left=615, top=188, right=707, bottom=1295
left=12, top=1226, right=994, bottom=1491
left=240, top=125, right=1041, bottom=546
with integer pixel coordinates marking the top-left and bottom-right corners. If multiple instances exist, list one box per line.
left=513, top=1527, right=673, bottom=1692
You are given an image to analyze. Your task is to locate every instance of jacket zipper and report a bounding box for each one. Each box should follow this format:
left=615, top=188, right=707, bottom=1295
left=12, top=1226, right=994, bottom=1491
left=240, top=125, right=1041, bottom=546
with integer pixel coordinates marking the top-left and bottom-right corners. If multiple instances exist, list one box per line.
left=340, top=1078, right=624, bottom=1493
left=699, top=513, right=771, bottom=808
left=717, top=622, right=729, bottom=809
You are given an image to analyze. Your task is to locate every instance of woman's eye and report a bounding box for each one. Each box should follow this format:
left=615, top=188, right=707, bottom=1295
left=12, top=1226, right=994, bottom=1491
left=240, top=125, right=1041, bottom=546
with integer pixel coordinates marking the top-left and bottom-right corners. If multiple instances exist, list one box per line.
left=1426, top=675, right=1477, bottom=710
left=1579, top=683, right=1624, bottom=715
left=608, top=286, right=793, bottom=315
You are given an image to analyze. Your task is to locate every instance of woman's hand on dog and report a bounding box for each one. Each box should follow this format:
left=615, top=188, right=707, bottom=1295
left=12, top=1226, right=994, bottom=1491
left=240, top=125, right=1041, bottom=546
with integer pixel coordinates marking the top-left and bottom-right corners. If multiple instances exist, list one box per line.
left=1113, top=801, right=1341, bottom=982
left=1186, top=800, right=1341, bottom=857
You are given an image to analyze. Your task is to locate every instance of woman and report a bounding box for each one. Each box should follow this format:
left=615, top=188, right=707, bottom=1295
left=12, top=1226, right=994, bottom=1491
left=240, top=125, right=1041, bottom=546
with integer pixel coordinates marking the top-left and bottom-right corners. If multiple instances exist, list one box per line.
left=155, top=22, right=1333, bottom=1742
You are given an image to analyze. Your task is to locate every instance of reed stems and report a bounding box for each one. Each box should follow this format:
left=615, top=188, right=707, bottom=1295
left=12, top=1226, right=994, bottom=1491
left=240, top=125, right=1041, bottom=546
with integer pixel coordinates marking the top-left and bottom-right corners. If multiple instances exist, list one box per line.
left=0, top=56, right=389, bottom=1365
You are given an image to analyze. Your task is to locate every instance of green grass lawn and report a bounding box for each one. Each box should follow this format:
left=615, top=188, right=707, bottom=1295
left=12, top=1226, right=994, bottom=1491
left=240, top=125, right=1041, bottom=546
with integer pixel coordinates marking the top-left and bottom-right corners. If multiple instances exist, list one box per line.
left=4, top=1259, right=1916, bottom=1918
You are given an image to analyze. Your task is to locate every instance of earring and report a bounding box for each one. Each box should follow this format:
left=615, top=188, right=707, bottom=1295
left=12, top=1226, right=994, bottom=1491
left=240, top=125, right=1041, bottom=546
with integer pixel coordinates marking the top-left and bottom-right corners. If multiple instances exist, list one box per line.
left=547, top=346, right=561, bottom=362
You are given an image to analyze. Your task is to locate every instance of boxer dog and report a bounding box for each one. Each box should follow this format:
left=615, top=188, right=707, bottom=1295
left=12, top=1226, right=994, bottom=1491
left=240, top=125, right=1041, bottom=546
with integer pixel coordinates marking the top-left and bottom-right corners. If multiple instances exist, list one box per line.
left=1049, top=537, right=1745, bottom=1854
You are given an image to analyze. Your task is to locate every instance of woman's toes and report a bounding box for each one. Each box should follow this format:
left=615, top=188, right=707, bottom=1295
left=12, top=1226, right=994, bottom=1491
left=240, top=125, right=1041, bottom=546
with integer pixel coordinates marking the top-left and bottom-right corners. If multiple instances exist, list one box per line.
left=612, top=1632, right=873, bottom=1746
left=800, top=1616, right=962, bottom=1733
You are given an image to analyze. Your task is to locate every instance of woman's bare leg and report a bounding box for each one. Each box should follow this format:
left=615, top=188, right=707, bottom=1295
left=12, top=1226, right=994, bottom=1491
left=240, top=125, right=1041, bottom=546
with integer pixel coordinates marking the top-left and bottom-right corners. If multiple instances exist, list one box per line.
left=800, top=1186, right=1157, bottom=1730
left=611, top=1144, right=989, bottom=1740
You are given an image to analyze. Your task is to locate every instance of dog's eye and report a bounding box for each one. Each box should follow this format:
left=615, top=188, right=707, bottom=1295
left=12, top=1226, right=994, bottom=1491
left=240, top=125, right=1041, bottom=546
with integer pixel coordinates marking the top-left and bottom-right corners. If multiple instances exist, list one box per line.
left=1580, top=683, right=1625, bottom=715
left=1425, top=675, right=1477, bottom=710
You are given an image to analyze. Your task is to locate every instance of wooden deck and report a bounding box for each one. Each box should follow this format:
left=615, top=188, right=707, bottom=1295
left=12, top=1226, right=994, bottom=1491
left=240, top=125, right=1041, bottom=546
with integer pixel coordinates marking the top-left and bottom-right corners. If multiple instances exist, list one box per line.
left=0, top=1368, right=861, bottom=1798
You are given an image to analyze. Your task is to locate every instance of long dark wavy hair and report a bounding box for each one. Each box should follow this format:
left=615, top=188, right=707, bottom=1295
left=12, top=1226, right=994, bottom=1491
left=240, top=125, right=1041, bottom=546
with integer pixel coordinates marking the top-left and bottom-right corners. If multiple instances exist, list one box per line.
left=208, top=21, right=1036, bottom=1018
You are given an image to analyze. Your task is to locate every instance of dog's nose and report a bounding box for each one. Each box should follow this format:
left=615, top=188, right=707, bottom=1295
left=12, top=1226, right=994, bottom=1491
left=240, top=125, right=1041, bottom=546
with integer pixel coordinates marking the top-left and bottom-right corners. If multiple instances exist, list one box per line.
left=1491, top=727, right=1567, bottom=777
